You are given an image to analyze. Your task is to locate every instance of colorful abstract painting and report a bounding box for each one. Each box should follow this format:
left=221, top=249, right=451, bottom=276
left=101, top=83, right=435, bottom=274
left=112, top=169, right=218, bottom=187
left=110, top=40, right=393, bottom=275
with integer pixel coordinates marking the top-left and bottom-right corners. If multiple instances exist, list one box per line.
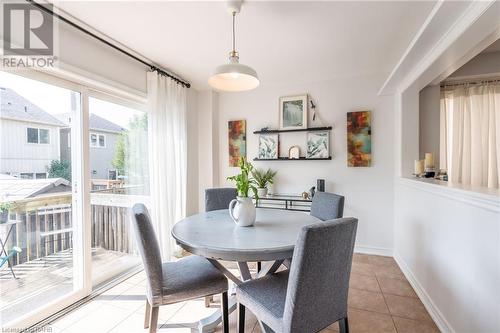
left=228, top=120, right=246, bottom=167
left=347, top=111, right=372, bottom=167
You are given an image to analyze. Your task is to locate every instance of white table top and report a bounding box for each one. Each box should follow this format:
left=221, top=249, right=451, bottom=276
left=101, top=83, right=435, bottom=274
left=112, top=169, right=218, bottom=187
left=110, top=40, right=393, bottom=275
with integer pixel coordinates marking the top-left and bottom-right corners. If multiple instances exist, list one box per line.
left=171, top=208, right=320, bottom=261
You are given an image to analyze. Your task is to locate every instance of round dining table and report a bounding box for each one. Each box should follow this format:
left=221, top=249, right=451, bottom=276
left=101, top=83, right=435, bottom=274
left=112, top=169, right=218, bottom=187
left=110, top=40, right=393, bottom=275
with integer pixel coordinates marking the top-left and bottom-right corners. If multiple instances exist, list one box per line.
left=171, top=208, right=320, bottom=333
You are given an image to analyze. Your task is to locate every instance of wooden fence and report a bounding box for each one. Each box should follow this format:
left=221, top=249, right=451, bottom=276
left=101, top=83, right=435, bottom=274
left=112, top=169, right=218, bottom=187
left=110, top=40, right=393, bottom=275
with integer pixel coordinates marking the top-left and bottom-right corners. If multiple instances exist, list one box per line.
left=1, top=192, right=149, bottom=267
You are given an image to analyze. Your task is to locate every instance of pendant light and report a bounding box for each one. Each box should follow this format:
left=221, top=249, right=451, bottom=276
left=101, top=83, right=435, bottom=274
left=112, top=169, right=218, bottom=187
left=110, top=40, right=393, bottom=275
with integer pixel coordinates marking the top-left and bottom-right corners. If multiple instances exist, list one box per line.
left=208, top=3, right=259, bottom=92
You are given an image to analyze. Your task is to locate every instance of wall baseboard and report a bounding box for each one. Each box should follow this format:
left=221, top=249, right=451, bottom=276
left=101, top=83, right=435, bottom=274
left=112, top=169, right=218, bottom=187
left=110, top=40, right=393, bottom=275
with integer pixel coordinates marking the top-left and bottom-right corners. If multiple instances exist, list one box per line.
left=393, top=252, right=455, bottom=333
left=354, top=245, right=393, bottom=257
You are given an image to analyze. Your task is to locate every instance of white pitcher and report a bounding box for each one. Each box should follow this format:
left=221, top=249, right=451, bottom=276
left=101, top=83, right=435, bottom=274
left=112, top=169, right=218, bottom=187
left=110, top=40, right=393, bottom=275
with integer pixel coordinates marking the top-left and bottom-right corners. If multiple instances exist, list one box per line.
left=228, top=197, right=256, bottom=227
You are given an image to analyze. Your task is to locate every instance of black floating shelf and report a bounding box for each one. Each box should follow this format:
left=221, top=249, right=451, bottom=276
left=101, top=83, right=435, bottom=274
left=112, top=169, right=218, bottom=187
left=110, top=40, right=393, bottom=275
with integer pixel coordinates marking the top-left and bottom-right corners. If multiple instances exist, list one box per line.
left=254, top=156, right=332, bottom=161
left=253, top=126, right=332, bottom=134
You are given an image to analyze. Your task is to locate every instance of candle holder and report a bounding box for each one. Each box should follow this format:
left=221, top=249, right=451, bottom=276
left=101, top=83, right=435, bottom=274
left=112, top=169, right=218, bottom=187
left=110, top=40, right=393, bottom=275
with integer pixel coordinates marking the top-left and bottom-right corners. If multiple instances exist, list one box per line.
left=424, top=167, right=436, bottom=178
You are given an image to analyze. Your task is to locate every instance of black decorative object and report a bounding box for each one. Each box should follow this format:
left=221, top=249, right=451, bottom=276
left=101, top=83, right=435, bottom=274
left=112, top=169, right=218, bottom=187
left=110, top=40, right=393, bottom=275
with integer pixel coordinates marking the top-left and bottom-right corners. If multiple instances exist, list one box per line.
left=317, top=179, right=325, bottom=192
left=309, top=186, right=316, bottom=198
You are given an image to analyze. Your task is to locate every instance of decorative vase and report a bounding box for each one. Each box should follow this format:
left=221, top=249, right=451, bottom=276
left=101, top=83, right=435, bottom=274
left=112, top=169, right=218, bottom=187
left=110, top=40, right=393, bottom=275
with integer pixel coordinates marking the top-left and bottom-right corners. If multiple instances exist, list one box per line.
left=228, top=197, right=256, bottom=227
left=257, top=187, right=268, bottom=198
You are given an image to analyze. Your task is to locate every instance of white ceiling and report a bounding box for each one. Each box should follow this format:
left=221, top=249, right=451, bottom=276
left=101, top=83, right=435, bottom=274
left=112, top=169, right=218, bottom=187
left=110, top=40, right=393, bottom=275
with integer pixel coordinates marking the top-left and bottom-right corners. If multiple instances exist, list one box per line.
left=54, top=1, right=436, bottom=90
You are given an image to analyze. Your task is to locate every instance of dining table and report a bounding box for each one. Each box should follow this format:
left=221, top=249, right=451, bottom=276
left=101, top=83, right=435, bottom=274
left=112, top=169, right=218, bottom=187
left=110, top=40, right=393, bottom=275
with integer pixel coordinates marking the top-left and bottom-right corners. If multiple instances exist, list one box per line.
left=170, top=207, right=321, bottom=333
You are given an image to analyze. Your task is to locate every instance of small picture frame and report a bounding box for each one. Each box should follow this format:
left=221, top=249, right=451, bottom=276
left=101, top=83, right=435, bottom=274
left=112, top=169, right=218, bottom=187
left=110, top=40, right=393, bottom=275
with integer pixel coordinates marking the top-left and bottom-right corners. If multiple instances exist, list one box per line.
left=307, top=131, right=329, bottom=158
left=288, top=145, right=300, bottom=159
left=258, top=134, right=279, bottom=159
left=279, top=94, right=308, bottom=130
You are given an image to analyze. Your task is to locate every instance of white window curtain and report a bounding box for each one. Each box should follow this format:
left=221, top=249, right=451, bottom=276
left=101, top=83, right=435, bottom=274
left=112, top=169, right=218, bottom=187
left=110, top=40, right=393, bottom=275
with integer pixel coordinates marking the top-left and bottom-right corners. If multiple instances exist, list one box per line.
left=147, top=71, right=187, bottom=259
left=440, top=81, right=500, bottom=189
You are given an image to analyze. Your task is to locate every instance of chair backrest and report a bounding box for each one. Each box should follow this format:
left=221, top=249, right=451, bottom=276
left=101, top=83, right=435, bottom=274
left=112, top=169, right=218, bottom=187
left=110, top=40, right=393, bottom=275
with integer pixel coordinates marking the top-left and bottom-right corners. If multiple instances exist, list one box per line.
left=310, top=191, right=345, bottom=220
left=282, top=218, right=358, bottom=333
left=131, top=204, right=163, bottom=302
left=205, top=188, right=238, bottom=212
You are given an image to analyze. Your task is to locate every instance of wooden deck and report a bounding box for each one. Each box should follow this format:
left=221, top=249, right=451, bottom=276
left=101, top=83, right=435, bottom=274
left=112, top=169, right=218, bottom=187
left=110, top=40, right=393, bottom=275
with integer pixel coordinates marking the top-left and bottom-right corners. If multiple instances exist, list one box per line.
left=0, top=247, right=140, bottom=324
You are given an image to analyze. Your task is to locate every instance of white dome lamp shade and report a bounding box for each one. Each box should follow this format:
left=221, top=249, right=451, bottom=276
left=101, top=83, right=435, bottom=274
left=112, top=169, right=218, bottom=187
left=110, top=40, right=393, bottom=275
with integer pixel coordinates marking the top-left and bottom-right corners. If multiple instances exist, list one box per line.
left=208, top=6, right=259, bottom=92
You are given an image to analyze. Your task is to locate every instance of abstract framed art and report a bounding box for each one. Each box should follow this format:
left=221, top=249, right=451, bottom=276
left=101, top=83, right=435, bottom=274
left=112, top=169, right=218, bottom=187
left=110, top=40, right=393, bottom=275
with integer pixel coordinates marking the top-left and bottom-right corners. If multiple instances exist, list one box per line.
left=347, top=111, right=372, bottom=167
left=228, top=120, right=246, bottom=167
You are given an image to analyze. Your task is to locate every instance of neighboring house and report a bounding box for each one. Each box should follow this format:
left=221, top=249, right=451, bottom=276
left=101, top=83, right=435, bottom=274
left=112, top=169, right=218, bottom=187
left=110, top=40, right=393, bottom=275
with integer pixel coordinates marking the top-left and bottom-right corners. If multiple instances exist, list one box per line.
left=58, top=113, right=125, bottom=180
left=0, top=87, right=65, bottom=179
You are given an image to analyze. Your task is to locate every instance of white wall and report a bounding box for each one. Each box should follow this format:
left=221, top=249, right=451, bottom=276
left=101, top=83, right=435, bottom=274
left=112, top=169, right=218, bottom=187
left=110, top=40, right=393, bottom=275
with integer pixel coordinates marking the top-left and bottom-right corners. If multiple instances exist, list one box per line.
left=196, top=90, right=220, bottom=213
left=216, top=73, right=395, bottom=254
left=394, top=179, right=500, bottom=333
left=392, top=3, right=500, bottom=332
left=419, top=85, right=440, bottom=169
left=186, top=88, right=199, bottom=216
left=449, top=50, right=500, bottom=79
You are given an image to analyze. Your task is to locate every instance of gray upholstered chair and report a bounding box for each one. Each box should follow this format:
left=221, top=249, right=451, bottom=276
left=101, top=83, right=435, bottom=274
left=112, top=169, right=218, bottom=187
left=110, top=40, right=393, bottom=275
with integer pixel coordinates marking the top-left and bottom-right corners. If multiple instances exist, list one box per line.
left=131, top=204, right=229, bottom=333
left=310, top=191, right=345, bottom=220
left=205, top=187, right=238, bottom=212
left=236, top=218, right=358, bottom=333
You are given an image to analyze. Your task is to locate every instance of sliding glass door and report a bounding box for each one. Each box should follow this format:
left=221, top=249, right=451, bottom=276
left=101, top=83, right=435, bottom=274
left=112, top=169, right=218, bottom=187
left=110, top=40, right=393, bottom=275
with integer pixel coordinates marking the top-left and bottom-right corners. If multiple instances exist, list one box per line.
left=0, top=71, right=147, bottom=329
left=0, top=71, right=86, bottom=328
left=88, top=97, right=147, bottom=287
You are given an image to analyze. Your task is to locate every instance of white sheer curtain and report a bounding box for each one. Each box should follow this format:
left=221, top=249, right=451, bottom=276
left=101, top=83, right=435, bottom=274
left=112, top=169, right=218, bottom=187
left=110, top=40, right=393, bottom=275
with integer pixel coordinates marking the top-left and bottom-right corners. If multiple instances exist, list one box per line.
left=147, top=71, right=187, bottom=259
left=440, top=81, right=500, bottom=188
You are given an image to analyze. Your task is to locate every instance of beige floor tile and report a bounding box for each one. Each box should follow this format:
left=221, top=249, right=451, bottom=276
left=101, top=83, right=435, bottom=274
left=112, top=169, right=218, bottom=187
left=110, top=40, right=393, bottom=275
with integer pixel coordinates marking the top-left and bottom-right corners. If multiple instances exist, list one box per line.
left=64, top=304, right=135, bottom=333
left=372, top=264, right=406, bottom=280
left=384, top=294, right=433, bottom=323
left=165, top=298, right=219, bottom=325
left=213, top=306, right=258, bottom=333
left=353, top=253, right=372, bottom=264
left=134, top=301, right=186, bottom=322
left=346, top=308, right=396, bottom=333
left=392, top=316, right=440, bottom=333
left=108, top=312, right=150, bottom=333
left=350, top=273, right=381, bottom=293
left=348, top=289, right=389, bottom=314
left=377, top=276, right=417, bottom=298
left=367, top=255, right=397, bottom=267
left=351, top=262, right=376, bottom=277
left=50, top=301, right=103, bottom=330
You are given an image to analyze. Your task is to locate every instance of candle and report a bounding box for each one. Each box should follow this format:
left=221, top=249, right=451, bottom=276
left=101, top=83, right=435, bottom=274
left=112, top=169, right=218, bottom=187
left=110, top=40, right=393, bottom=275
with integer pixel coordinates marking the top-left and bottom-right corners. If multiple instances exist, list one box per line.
left=414, top=160, right=424, bottom=175
left=424, top=153, right=434, bottom=169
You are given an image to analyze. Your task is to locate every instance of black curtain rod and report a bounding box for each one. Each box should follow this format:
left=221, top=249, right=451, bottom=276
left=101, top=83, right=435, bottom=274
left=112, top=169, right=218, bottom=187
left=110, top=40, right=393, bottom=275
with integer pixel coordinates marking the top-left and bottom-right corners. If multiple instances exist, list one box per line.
left=26, top=0, right=191, bottom=88
left=441, top=78, right=500, bottom=88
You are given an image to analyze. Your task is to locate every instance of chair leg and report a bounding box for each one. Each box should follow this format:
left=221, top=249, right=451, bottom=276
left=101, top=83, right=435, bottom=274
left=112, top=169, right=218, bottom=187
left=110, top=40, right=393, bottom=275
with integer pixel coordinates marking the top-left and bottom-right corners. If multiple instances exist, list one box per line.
left=144, top=300, right=151, bottom=329
left=221, top=292, right=229, bottom=333
left=149, top=306, right=159, bottom=333
left=257, top=261, right=262, bottom=273
left=339, top=317, right=349, bottom=333
left=238, top=302, right=246, bottom=333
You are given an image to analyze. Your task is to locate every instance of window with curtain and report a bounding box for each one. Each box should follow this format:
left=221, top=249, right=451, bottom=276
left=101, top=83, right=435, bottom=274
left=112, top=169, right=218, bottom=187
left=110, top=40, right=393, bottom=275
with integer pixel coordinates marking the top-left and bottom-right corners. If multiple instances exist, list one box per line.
left=440, top=80, right=500, bottom=189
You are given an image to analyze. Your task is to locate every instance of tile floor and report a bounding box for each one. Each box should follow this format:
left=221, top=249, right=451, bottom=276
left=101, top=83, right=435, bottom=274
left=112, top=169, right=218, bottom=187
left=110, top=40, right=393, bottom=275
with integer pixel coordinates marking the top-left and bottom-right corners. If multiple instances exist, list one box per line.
left=47, top=254, right=440, bottom=333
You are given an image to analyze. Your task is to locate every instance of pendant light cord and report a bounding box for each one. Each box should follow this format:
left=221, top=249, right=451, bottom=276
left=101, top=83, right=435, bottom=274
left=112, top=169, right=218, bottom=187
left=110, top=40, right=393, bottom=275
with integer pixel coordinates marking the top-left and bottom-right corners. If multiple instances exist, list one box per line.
left=232, top=11, right=236, bottom=53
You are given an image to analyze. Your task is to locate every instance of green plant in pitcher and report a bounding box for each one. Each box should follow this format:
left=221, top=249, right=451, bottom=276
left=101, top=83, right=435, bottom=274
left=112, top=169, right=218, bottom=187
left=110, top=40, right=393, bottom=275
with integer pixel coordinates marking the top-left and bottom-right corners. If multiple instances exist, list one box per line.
left=227, top=157, right=259, bottom=198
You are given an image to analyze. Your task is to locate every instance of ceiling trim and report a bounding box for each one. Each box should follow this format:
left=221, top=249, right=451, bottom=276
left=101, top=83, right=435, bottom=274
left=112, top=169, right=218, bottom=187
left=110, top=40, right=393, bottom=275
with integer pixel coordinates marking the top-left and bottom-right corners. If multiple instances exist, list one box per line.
left=378, top=0, right=498, bottom=95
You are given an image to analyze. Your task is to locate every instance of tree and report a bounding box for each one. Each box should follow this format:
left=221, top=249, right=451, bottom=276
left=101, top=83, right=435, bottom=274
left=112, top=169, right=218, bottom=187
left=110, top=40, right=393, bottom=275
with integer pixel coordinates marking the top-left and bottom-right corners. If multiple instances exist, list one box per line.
left=112, top=133, right=126, bottom=175
left=111, top=113, right=148, bottom=177
left=47, top=160, right=71, bottom=181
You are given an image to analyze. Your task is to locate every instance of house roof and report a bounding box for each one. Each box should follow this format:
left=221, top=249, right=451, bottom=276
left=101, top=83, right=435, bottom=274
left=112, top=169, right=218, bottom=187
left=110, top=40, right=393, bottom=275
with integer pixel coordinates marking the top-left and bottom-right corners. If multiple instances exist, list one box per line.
left=0, top=177, right=71, bottom=201
left=56, top=113, right=124, bottom=133
left=0, top=87, right=66, bottom=126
